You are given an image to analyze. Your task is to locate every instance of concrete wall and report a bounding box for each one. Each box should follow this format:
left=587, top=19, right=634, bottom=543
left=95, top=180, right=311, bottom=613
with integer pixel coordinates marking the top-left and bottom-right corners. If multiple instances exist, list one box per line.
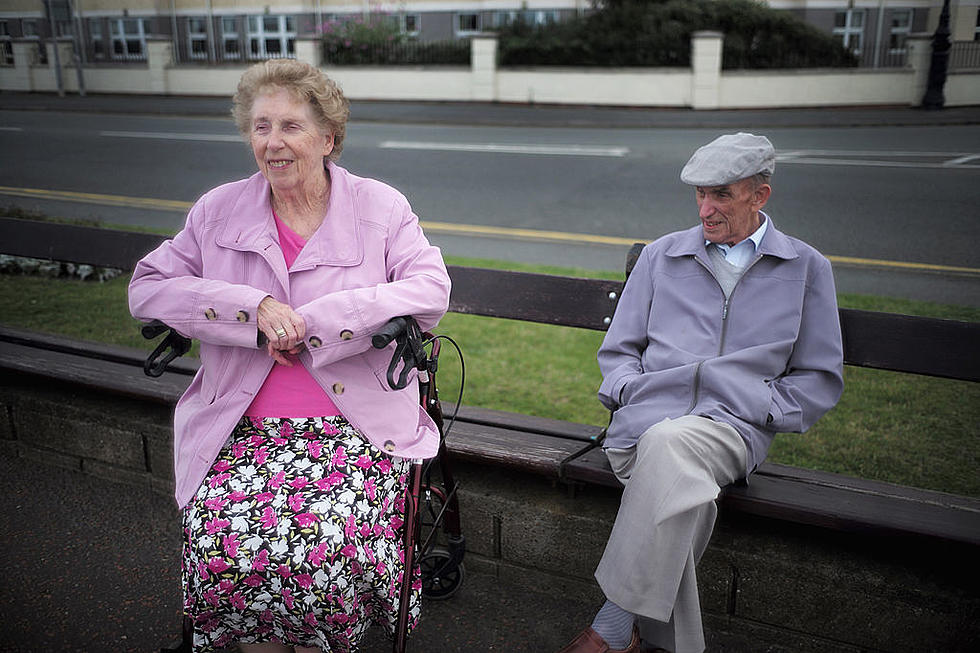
left=1, top=32, right=978, bottom=109
left=1, top=369, right=978, bottom=652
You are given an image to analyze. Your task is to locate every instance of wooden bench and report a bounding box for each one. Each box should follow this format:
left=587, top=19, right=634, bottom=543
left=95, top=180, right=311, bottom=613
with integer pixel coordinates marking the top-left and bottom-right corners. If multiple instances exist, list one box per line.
left=2, top=215, right=979, bottom=550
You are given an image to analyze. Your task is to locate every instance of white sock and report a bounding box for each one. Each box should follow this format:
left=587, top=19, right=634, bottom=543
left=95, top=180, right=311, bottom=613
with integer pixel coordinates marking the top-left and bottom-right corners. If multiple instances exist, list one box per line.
left=590, top=599, right=635, bottom=649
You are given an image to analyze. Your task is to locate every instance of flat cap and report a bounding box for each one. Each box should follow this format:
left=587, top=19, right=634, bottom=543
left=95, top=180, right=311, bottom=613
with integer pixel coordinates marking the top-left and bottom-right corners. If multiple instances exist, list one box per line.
left=680, top=132, right=775, bottom=186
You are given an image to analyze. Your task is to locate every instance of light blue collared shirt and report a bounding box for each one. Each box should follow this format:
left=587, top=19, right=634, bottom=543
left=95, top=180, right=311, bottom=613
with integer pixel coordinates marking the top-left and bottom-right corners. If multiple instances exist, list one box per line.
left=709, top=212, right=769, bottom=270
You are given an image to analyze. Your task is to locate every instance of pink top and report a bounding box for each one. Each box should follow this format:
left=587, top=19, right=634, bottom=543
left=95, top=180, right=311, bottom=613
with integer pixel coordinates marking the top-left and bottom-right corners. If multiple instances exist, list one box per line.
left=244, top=212, right=342, bottom=418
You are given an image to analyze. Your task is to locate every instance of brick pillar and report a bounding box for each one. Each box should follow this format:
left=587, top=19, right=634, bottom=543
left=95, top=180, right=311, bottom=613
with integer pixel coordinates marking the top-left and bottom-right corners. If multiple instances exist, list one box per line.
left=146, top=38, right=172, bottom=94
left=295, top=36, right=321, bottom=68
left=691, top=30, right=723, bottom=110
left=471, top=34, right=498, bottom=102
left=9, top=41, right=35, bottom=91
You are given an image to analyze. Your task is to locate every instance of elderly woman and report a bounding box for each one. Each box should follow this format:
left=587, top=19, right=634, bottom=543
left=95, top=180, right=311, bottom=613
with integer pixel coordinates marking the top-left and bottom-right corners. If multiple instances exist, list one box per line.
left=129, top=59, right=450, bottom=652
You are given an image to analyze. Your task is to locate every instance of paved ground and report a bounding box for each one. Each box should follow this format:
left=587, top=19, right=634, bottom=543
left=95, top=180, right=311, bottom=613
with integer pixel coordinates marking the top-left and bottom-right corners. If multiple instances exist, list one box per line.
left=0, top=454, right=596, bottom=653
left=1, top=91, right=978, bottom=129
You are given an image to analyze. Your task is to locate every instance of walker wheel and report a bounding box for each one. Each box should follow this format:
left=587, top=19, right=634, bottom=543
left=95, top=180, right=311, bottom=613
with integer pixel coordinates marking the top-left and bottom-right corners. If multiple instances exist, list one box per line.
left=419, top=546, right=464, bottom=600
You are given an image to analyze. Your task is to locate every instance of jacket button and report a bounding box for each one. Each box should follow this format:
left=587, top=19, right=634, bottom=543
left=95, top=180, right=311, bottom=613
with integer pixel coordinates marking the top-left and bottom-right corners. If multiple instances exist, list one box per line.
left=383, top=440, right=396, bottom=453
left=309, top=336, right=322, bottom=348
left=236, top=310, right=249, bottom=323
left=204, top=308, right=217, bottom=320
left=339, top=329, right=353, bottom=341
left=332, top=382, right=344, bottom=394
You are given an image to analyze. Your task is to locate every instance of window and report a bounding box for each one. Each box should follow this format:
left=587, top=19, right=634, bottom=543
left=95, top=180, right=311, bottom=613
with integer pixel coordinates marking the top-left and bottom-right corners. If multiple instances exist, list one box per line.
left=222, top=17, right=240, bottom=60
left=456, top=13, right=480, bottom=36
left=888, top=10, right=911, bottom=53
left=22, top=19, right=46, bottom=64
left=0, top=21, right=11, bottom=66
left=833, top=9, right=865, bottom=54
left=492, top=10, right=560, bottom=28
left=401, top=14, right=421, bottom=37
left=975, top=9, right=979, bottom=42
left=247, top=15, right=295, bottom=59
left=89, top=18, right=104, bottom=59
left=110, top=18, right=147, bottom=60
left=187, top=17, right=209, bottom=60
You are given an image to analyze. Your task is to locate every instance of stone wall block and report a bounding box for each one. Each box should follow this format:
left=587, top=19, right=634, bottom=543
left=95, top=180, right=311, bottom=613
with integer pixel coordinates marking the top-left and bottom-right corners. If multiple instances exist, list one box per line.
left=17, top=405, right=146, bottom=470
left=82, top=458, right=153, bottom=491
left=727, top=518, right=980, bottom=651
left=0, top=403, right=14, bottom=440
left=696, top=545, right=736, bottom=617
left=703, top=613, right=864, bottom=653
left=455, top=488, right=503, bottom=559
left=19, top=442, right=83, bottom=472
left=145, top=422, right=174, bottom=479
left=499, top=503, right=612, bottom=579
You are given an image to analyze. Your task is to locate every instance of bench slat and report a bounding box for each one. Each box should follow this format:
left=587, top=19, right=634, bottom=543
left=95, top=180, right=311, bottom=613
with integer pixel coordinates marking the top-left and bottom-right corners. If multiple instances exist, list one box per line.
left=0, top=340, right=185, bottom=404
left=0, top=217, right=165, bottom=270
left=840, top=308, right=980, bottom=381
left=563, top=450, right=980, bottom=545
left=444, top=420, right=585, bottom=477
left=446, top=265, right=622, bottom=330
left=446, top=403, right=605, bottom=443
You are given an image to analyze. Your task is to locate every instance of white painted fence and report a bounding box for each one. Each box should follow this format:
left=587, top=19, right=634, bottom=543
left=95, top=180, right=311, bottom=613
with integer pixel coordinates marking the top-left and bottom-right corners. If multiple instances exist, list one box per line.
left=1, top=32, right=977, bottom=109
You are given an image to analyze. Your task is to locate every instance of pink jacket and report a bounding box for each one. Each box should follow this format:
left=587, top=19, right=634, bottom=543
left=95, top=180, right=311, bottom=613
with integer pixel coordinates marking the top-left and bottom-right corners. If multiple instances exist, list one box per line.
left=129, top=162, right=451, bottom=507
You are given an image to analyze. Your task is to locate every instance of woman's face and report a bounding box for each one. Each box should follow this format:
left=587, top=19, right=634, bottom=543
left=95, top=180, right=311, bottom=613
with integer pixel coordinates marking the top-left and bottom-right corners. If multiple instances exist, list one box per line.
left=249, top=87, right=333, bottom=196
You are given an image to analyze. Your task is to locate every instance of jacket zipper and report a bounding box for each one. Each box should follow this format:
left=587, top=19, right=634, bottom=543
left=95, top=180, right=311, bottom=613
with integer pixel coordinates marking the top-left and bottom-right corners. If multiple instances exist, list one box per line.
left=687, top=252, right=764, bottom=413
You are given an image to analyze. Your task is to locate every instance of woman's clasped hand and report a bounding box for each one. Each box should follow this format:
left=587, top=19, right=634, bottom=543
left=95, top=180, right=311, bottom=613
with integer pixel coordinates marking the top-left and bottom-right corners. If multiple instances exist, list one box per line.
left=257, top=296, right=306, bottom=365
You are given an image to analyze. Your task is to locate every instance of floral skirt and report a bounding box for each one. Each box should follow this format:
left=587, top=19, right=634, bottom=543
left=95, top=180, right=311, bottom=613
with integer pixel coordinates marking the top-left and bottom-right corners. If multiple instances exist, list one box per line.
left=182, top=416, right=421, bottom=652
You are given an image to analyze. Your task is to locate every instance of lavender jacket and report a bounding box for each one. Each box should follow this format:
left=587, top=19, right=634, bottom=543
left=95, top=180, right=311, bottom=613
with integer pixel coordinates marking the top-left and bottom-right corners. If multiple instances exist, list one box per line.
left=597, top=220, right=844, bottom=476
left=129, top=162, right=451, bottom=507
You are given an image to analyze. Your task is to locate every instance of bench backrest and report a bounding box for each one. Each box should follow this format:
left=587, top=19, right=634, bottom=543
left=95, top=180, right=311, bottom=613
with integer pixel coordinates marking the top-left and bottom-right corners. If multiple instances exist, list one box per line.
left=2, top=217, right=978, bottom=382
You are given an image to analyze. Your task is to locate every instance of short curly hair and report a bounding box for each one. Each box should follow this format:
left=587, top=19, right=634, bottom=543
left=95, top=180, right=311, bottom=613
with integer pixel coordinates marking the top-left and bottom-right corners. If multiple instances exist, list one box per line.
left=232, top=59, right=350, bottom=161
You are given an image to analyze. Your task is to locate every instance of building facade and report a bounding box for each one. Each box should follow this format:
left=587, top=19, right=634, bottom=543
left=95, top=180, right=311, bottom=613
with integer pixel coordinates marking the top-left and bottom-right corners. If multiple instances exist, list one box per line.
left=1, top=1, right=978, bottom=69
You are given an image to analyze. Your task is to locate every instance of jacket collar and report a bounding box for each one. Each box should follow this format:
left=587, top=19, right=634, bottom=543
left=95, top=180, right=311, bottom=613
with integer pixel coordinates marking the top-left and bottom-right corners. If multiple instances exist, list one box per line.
left=665, top=214, right=799, bottom=264
left=215, top=162, right=364, bottom=271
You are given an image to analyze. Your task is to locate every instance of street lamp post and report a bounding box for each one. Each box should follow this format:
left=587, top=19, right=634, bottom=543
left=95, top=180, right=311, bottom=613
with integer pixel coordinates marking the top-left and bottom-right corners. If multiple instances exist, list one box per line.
left=921, top=0, right=952, bottom=110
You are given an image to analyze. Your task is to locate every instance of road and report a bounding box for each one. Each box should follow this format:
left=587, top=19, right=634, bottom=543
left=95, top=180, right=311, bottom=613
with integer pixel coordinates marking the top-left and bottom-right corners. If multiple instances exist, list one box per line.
left=2, top=108, right=979, bottom=306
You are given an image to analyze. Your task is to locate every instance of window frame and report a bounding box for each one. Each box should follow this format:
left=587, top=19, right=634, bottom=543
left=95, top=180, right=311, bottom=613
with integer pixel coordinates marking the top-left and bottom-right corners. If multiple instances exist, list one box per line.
left=221, top=17, right=241, bottom=60
left=832, top=8, right=866, bottom=55
left=887, top=9, right=912, bottom=54
left=0, top=21, right=12, bottom=66
left=187, top=16, right=209, bottom=60
left=246, top=14, right=295, bottom=60
left=455, top=12, right=481, bottom=37
left=401, top=13, right=421, bottom=37
left=109, top=17, right=148, bottom=61
left=88, top=18, right=105, bottom=59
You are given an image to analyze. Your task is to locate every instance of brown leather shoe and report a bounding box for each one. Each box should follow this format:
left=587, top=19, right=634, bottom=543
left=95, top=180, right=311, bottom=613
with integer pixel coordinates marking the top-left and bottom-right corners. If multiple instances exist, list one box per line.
left=556, top=625, right=640, bottom=653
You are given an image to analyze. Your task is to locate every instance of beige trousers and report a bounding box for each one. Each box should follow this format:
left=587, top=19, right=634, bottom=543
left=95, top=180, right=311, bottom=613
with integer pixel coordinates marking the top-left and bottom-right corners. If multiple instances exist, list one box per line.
left=595, top=415, right=747, bottom=653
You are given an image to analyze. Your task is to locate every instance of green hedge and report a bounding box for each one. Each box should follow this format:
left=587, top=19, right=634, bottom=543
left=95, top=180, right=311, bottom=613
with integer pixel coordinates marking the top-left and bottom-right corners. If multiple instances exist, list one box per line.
left=495, top=0, right=856, bottom=69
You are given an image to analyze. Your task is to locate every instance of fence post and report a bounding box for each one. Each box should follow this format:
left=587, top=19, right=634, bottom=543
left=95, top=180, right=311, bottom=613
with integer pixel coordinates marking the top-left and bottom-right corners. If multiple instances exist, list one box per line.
left=906, top=35, right=932, bottom=107
left=471, top=33, right=497, bottom=102
left=691, top=30, right=723, bottom=110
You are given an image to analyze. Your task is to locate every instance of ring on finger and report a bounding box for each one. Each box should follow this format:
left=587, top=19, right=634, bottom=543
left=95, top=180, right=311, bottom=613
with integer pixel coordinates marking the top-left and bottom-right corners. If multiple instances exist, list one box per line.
left=275, top=327, right=287, bottom=339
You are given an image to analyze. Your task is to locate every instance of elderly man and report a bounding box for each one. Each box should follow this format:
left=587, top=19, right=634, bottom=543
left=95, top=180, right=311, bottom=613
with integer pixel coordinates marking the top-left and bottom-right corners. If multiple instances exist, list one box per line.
left=558, top=133, right=844, bottom=653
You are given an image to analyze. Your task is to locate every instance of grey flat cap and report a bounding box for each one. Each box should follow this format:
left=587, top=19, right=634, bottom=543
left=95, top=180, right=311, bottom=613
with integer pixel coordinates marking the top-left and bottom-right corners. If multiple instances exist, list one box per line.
left=680, top=132, right=775, bottom=186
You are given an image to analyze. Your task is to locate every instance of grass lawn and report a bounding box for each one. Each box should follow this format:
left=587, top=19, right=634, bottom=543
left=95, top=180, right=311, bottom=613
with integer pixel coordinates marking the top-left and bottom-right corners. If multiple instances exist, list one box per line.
left=1, top=256, right=977, bottom=498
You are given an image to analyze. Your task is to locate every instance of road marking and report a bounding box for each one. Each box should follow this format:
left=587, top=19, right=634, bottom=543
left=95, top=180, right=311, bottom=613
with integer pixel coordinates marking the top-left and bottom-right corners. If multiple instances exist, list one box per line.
left=0, top=185, right=192, bottom=211
left=0, top=127, right=24, bottom=132
left=101, top=130, right=242, bottom=143
left=945, top=154, right=980, bottom=166
left=778, top=150, right=980, bottom=170
left=1, top=185, right=977, bottom=278
left=379, top=140, right=630, bottom=157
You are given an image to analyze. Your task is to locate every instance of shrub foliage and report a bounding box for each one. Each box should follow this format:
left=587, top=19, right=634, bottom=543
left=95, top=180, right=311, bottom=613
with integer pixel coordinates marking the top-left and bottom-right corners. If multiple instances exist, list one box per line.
left=496, top=0, right=857, bottom=69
